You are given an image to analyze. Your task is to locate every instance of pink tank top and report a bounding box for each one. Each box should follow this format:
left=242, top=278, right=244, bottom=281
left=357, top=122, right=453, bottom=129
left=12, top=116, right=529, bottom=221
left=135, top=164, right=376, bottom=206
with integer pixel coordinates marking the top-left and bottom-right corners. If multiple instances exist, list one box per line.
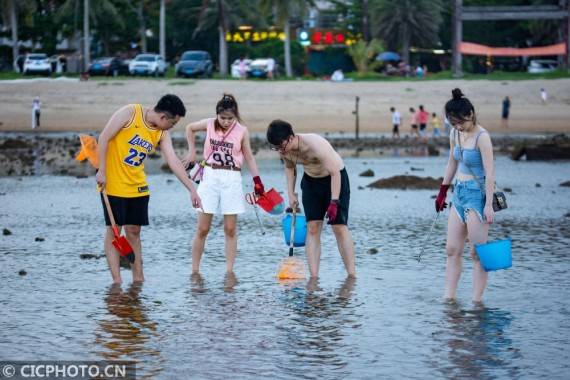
left=203, top=118, right=246, bottom=168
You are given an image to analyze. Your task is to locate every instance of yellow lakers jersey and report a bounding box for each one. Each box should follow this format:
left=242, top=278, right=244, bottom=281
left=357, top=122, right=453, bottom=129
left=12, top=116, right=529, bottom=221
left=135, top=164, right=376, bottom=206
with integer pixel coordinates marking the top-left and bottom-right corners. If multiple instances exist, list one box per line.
left=105, top=104, right=163, bottom=197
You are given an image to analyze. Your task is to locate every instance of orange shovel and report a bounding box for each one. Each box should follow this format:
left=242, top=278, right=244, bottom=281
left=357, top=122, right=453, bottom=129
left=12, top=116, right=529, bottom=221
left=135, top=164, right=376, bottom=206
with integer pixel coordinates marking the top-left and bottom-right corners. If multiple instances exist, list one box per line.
left=102, top=191, right=135, bottom=263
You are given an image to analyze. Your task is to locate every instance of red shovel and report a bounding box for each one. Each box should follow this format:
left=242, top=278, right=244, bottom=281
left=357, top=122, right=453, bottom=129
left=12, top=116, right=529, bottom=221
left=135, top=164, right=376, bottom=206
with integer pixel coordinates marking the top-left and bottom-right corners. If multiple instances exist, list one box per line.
left=102, top=191, right=135, bottom=263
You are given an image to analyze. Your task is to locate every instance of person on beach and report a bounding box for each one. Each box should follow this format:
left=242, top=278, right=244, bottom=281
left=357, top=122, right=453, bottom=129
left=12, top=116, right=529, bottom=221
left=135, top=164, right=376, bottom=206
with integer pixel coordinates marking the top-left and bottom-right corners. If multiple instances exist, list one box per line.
left=501, top=96, right=510, bottom=128
left=431, top=112, right=441, bottom=137
left=96, top=94, right=202, bottom=284
left=418, top=105, right=429, bottom=136
left=409, top=107, right=420, bottom=138
left=266, top=119, right=356, bottom=279
left=390, top=107, right=401, bottom=138
left=32, top=97, right=41, bottom=129
left=540, top=88, right=547, bottom=105
left=434, top=88, right=496, bottom=303
left=182, top=93, right=265, bottom=275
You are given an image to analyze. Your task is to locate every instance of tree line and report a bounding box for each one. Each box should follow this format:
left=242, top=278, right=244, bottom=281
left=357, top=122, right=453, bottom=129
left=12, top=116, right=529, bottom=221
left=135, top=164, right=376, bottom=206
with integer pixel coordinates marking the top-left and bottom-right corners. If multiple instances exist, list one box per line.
left=1, top=0, right=562, bottom=76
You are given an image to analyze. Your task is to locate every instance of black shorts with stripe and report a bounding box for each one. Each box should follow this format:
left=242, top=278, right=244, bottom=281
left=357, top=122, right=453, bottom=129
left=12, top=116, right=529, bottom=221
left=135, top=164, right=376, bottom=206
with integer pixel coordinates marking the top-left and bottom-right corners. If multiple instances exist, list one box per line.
left=101, top=194, right=150, bottom=226
left=301, top=168, right=350, bottom=225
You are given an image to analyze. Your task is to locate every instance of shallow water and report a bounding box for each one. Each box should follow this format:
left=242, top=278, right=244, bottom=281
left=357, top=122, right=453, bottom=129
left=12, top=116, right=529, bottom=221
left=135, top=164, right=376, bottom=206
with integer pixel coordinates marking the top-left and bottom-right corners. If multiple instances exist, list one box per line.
left=1, top=156, right=569, bottom=379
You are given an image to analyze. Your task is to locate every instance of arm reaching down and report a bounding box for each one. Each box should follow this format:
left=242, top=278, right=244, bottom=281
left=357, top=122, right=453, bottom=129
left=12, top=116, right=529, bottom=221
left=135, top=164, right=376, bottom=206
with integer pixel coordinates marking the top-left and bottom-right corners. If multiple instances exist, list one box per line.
left=160, top=130, right=202, bottom=209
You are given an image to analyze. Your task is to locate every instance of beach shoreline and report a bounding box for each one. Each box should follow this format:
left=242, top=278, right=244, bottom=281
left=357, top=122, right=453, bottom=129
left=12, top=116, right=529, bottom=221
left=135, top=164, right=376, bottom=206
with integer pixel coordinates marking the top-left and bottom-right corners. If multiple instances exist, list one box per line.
left=1, top=131, right=566, bottom=177
left=1, top=78, right=569, bottom=134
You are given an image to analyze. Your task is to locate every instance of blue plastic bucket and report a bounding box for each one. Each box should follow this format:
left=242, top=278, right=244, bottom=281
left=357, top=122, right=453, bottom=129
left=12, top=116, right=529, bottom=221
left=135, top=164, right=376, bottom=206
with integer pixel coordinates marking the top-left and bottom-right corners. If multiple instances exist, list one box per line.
left=475, top=238, right=512, bottom=272
left=282, top=214, right=307, bottom=247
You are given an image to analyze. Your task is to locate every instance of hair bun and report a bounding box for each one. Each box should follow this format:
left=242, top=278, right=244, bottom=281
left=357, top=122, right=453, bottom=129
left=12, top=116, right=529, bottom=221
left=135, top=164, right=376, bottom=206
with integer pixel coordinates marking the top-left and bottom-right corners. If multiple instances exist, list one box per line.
left=451, top=88, right=464, bottom=100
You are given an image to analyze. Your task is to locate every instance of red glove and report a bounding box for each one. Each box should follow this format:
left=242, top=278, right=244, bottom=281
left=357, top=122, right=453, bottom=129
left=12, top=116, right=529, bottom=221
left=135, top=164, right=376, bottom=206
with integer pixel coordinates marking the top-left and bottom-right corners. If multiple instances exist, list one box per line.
left=435, top=184, right=450, bottom=212
left=326, top=199, right=340, bottom=224
left=253, top=176, right=265, bottom=196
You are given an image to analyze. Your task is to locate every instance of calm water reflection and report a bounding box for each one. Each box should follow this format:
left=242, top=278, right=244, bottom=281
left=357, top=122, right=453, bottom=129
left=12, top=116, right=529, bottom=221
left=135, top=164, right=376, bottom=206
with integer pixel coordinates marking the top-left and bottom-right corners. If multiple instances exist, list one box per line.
left=433, top=302, right=521, bottom=379
left=93, top=283, right=163, bottom=379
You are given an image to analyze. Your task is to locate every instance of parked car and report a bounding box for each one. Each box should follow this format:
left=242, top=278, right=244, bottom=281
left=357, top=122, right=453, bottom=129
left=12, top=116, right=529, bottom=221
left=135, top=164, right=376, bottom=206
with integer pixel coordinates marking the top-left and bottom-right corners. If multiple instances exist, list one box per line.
left=129, top=54, right=166, bottom=76
left=247, top=58, right=276, bottom=79
left=23, top=53, right=52, bottom=75
left=176, top=50, right=213, bottom=78
left=231, top=58, right=252, bottom=78
left=88, top=57, right=128, bottom=76
left=527, top=59, right=557, bottom=74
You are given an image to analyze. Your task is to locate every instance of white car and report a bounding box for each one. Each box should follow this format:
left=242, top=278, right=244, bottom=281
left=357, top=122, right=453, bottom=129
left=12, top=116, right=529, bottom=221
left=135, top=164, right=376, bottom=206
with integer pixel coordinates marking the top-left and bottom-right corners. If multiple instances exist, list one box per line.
left=129, top=54, right=167, bottom=76
left=23, top=53, right=52, bottom=75
left=527, top=59, right=557, bottom=74
left=247, top=58, right=276, bottom=79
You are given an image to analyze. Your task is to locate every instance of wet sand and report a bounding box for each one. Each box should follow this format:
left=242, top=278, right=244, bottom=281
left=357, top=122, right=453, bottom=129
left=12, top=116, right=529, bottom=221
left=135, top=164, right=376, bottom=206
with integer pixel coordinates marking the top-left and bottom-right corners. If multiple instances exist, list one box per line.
left=1, top=78, right=570, bottom=133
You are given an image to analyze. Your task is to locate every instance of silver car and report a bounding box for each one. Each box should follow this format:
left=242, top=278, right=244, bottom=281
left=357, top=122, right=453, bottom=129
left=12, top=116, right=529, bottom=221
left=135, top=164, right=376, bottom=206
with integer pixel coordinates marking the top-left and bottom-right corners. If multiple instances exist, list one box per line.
left=129, top=54, right=167, bottom=76
left=527, top=60, right=557, bottom=74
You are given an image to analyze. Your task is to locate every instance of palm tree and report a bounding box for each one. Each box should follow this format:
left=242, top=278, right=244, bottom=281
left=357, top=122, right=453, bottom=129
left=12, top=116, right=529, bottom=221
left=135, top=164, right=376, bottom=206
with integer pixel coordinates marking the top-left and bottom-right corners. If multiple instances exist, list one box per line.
left=83, top=0, right=89, bottom=70
left=125, top=0, right=148, bottom=53
left=9, top=0, right=18, bottom=67
left=370, top=0, right=443, bottom=65
left=194, top=0, right=251, bottom=76
left=159, top=0, right=165, bottom=59
left=347, top=38, right=383, bottom=74
left=58, top=0, right=125, bottom=67
left=260, top=0, right=313, bottom=78
left=2, top=0, right=27, bottom=67
left=194, top=0, right=230, bottom=76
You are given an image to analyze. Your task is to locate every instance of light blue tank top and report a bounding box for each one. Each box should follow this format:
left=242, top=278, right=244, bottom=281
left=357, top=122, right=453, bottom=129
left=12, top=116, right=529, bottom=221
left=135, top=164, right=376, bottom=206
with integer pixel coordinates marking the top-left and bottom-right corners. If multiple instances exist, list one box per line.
left=453, top=131, right=486, bottom=178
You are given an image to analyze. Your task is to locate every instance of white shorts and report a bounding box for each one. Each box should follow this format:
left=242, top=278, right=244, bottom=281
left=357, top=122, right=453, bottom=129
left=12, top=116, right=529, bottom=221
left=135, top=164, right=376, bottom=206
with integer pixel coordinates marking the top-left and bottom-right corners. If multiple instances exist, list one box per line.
left=197, top=166, right=245, bottom=215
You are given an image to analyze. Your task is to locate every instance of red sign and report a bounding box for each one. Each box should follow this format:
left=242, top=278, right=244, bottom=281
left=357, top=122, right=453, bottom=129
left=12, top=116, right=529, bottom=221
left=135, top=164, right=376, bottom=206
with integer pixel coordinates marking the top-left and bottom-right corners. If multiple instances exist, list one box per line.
left=311, top=31, right=348, bottom=45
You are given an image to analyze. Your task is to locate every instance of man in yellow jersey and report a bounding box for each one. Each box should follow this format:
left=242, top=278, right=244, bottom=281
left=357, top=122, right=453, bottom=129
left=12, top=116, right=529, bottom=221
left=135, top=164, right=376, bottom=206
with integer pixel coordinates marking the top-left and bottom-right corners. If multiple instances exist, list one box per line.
left=96, top=94, right=201, bottom=284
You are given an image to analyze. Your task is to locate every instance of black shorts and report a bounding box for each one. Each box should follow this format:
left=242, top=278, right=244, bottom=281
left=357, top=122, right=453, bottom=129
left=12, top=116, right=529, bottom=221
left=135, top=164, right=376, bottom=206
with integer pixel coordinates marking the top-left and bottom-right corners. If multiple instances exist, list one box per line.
left=393, top=124, right=399, bottom=133
left=101, top=194, right=150, bottom=226
left=419, top=123, right=427, bottom=131
left=301, top=168, right=350, bottom=225
left=411, top=124, right=418, bottom=129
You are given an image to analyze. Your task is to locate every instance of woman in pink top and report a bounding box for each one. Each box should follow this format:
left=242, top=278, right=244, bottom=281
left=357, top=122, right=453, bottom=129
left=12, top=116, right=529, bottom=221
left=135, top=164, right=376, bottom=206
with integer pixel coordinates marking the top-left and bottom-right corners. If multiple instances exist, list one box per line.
left=183, top=93, right=265, bottom=274
left=409, top=107, right=420, bottom=138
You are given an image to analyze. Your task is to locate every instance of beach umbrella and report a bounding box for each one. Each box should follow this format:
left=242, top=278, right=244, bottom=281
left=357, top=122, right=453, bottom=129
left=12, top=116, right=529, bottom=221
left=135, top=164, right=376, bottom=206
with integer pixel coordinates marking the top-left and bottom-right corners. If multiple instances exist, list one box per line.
left=376, top=51, right=401, bottom=62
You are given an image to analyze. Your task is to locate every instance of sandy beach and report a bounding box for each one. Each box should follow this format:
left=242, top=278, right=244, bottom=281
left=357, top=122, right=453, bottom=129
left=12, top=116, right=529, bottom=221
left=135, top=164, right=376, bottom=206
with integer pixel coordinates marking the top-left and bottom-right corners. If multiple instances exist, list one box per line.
left=1, top=78, right=569, bottom=133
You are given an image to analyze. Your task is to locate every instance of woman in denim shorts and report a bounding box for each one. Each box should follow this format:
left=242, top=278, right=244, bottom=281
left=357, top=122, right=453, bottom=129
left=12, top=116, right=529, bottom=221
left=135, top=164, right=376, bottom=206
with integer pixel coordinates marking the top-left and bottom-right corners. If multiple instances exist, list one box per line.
left=434, top=88, right=496, bottom=303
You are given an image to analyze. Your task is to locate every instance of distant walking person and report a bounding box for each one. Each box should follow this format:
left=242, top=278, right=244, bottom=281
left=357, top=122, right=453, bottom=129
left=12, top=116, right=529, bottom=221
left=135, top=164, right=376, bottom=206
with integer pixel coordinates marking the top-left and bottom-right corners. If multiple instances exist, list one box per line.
left=409, top=107, right=420, bottom=138
left=32, top=97, right=41, bottom=129
left=431, top=112, right=441, bottom=137
left=501, top=96, right=510, bottom=128
left=434, top=88, right=496, bottom=303
left=390, top=107, right=401, bottom=138
left=540, top=88, right=547, bottom=104
left=418, top=105, right=429, bottom=136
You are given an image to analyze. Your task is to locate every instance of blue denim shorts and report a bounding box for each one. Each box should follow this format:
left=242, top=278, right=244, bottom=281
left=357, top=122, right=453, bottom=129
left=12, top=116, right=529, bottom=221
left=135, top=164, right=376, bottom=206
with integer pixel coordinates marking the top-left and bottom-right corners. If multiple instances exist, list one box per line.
left=452, top=179, right=485, bottom=224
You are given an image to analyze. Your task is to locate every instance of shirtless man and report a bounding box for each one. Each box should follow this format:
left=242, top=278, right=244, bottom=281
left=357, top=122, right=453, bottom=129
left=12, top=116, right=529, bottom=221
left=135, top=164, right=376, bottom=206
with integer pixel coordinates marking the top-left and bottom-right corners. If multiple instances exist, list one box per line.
left=266, top=119, right=356, bottom=278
